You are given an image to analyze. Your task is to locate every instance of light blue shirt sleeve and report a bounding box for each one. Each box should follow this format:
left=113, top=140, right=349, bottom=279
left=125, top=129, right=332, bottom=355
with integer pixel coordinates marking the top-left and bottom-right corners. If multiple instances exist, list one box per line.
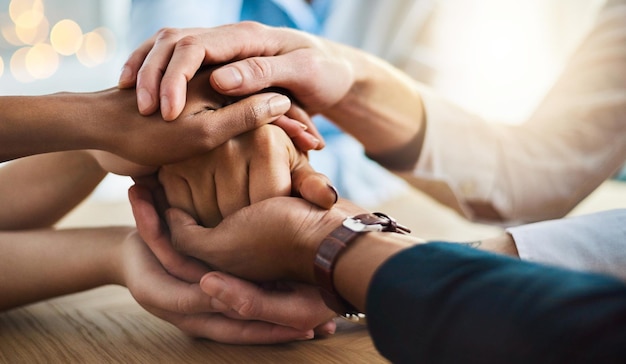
left=507, top=209, right=626, bottom=281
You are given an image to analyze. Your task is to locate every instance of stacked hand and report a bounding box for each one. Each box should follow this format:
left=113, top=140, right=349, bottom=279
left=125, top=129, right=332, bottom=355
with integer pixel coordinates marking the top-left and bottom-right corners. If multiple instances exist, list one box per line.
left=120, top=23, right=354, bottom=120
left=159, top=124, right=337, bottom=227
left=128, top=185, right=338, bottom=343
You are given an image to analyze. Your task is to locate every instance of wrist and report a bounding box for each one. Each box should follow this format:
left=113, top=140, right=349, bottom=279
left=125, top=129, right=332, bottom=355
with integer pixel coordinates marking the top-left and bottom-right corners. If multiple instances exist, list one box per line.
left=312, top=211, right=412, bottom=319
left=480, top=233, right=520, bottom=258
left=325, top=48, right=424, bottom=156
left=78, top=88, right=127, bottom=153
left=296, top=199, right=377, bottom=284
left=297, top=207, right=350, bottom=284
left=106, top=227, right=137, bottom=286
left=334, top=232, right=414, bottom=312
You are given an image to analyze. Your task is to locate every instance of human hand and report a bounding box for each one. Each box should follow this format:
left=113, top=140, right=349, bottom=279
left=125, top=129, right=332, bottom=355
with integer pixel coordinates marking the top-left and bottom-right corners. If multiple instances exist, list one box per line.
left=91, top=64, right=318, bottom=170
left=119, top=229, right=337, bottom=343
left=164, top=196, right=367, bottom=285
left=127, top=185, right=337, bottom=341
left=158, top=124, right=337, bottom=227
left=119, top=24, right=354, bottom=121
left=88, top=150, right=156, bottom=177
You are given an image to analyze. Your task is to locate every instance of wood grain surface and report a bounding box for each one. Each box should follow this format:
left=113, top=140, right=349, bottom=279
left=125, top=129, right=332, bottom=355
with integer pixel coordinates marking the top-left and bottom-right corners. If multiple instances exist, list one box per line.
left=1, top=181, right=622, bottom=363
left=0, top=286, right=387, bottom=363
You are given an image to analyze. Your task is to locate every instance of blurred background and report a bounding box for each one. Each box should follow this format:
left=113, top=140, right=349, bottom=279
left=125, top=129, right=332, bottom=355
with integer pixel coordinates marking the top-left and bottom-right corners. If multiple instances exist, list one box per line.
left=0, top=0, right=128, bottom=93
left=0, top=0, right=619, bottom=206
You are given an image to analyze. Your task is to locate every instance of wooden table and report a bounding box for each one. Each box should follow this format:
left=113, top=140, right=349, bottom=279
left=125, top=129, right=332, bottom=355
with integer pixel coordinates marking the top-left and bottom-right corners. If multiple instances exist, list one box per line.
left=1, top=181, right=623, bottom=363
left=0, top=286, right=385, bottom=363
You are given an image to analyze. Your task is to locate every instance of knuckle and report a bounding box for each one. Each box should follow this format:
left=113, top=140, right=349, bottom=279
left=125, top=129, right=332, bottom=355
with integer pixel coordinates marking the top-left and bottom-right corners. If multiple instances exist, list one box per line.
left=175, top=34, right=202, bottom=49
left=251, top=125, right=282, bottom=156
left=234, top=296, right=261, bottom=319
left=240, top=102, right=265, bottom=130
left=136, top=63, right=161, bottom=82
left=175, top=295, right=195, bottom=314
left=238, top=21, right=265, bottom=34
left=169, top=232, right=185, bottom=253
left=155, top=27, right=182, bottom=42
left=245, top=57, right=273, bottom=81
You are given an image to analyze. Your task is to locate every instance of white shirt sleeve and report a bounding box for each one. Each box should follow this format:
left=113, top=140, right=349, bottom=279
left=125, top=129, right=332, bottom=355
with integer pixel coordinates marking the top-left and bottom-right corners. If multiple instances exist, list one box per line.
left=407, top=0, right=626, bottom=223
left=507, top=209, right=626, bottom=281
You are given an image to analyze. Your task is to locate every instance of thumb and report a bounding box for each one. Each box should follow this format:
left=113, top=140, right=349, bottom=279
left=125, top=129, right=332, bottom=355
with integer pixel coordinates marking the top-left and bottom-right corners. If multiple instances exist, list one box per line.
left=204, top=93, right=292, bottom=147
left=291, top=163, right=338, bottom=210
left=130, top=185, right=209, bottom=282
left=166, top=207, right=209, bottom=258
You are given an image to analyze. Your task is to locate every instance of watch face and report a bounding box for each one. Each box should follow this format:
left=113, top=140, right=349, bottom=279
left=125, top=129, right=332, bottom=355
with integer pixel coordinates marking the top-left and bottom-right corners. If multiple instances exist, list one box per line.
left=343, top=213, right=411, bottom=234
left=342, top=216, right=384, bottom=232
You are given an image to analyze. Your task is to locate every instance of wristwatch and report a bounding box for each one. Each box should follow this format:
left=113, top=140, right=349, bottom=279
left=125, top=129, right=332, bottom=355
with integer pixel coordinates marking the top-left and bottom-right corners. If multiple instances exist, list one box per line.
left=314, top=212, right=410, bottom=323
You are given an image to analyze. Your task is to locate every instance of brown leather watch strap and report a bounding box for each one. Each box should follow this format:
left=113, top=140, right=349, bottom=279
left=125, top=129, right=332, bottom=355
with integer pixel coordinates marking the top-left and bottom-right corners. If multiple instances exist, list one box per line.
left=314, top=213, right=410, bottom=319
left=314, top=224, right=359, bottom=314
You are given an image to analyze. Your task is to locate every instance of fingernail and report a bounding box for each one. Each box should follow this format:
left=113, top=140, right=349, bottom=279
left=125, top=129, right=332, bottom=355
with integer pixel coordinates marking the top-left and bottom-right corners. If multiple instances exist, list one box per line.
left=202, top=274, right=229, bottom=292
left=137, top=88, right=153, bottom=112
left=161, top=95, right=171, bottom=120
left=311, top=137, right=321, bottom=148
left=297, top=121, right=308, bottom=130
left=297, top=330, right=315, bottom=341
left=327, top=183, right=339, bottom=204
left=213, top=66, right=243, bottom=90
left=268, top=95, right=291, bottom=117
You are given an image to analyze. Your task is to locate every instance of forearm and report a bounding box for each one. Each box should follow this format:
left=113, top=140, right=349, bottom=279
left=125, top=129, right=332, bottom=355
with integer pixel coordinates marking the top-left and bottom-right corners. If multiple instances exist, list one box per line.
left=0, top=151, right=107, bottom=230
left=0, top=227, right=129, bottom=311
left=367, top=243, right=626, bottom=363
left=332, top=232, right=417, bottom=311
left=0, top=93, right=109, bottom=162
left=405, top=1, right=626, bottom=223
left=324, top=46, right=424, bottom=166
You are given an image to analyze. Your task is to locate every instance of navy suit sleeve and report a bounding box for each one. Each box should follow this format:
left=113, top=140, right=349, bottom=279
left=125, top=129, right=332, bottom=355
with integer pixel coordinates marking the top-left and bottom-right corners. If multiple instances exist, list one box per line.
left=366, top=242, right=626, bottom=364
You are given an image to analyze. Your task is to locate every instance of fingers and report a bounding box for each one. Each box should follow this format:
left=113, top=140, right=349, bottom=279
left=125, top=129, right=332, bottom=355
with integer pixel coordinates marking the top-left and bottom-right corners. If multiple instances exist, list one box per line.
left=129, top=185, right=209, bottom=282
left=272, top=116, right=321, bottom=151
left=291, top=162, right=338, bottom=209
left=138, top=276, right=228, bottom=316
left=210, top=53, right=303, bottom=96
left=198, top=93, right=292, bottom=148
left=118, top=35, right=157, bottom=88
left=157, top=170, right=200, bottom=222
left=200, top=271, right=336, bottom=332
left=166, top=206, right=211, bottom=259
left=213, top=146, right=249, bottom=224
left=272, top=104, right=324, bottom=151
left=285, top=105, right=325, bottom=149
left=314, top=320, right=338, bottom=337
left=132, top=29, right=201, bottom=118
left=172, top=312, right=314, bottom=344
left=157, top=34, right=212, bottom=120
left=246, top=127, right=292, bottom=205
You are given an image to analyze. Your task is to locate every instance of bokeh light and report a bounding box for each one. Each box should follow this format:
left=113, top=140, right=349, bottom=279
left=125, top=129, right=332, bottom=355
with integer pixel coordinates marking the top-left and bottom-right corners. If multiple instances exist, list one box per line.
left=50, top=19, right=82, bottom=55
left=1, top=0, right=117, bottom=82
left=76, top=29, right=108, bottom=67
left=26, top=42, right=58, bottom=78
left=1, top=15, right=23, bottom=46
left=9, top=0, right=44, bottom=24
left=15, top=13, right=49, bottom=45
left=10, top=46, right=34, bottom=82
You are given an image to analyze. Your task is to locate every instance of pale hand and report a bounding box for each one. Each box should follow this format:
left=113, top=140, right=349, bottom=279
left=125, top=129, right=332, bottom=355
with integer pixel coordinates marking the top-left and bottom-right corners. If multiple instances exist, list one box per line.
left=120, top=23, right=354, bottom=120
